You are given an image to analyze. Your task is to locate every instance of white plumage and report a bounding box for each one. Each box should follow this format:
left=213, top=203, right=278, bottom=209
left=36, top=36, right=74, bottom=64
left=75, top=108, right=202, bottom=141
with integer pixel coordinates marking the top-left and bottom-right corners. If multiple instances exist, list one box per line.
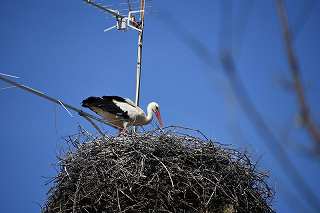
left=82, top=96, right=163, bottom=131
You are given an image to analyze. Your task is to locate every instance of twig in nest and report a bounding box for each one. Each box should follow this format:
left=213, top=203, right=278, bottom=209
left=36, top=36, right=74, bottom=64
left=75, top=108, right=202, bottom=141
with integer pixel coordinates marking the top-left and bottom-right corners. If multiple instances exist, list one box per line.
left=150, top=153, right=175, bottom=188
left=42, top=127, right=274, bottom=213
left=79, top=111, right=106, bottom=140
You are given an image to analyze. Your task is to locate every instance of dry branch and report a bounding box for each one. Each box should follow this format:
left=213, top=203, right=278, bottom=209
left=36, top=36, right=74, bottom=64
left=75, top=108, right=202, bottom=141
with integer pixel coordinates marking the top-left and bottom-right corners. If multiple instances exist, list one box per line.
left=275, top=0, right=320, bottom=148
left=156, top=7, right=320, bottom=211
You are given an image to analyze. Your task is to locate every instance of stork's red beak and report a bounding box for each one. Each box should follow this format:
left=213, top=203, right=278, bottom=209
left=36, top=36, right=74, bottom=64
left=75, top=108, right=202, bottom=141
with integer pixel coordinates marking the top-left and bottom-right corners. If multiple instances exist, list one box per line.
left=155, top=110, right=164, bottom=128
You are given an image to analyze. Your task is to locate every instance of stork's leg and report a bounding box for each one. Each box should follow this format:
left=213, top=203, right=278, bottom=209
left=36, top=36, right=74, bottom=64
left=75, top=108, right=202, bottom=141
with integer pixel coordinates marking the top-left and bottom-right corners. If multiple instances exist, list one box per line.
left=117, top=122, right=129, bottom=136
left=118, top=128, right=127, bottom=136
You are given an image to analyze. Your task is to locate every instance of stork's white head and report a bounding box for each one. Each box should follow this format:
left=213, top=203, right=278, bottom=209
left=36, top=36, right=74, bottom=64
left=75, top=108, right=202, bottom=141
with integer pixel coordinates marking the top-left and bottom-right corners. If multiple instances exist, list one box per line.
left=148, top=102, right=163, bottom=128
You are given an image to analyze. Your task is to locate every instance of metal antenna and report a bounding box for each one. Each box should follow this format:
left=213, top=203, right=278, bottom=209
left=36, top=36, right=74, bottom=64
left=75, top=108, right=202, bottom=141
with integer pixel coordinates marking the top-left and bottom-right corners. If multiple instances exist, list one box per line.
left=133, top=0, right=145, bottom=132
left=127, top=0, right=133, bottom=12
left=84, top=0, right=143, bottom=32
left=83, top=0, right=125, bottom=19
left=134, top=0, right=145, bottom=107
left=83, top=0, right=147, bottom=132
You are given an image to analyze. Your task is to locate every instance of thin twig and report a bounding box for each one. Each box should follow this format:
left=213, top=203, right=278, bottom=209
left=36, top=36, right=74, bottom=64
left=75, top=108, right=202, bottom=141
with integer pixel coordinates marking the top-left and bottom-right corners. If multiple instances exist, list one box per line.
left=79, top=111, right=107, bottom=140
left=116, top=188, right=122, bottom=212
left=150, top=153, right=174, bottom=188
left=72, top=171, right=83, bottom=213
left=58, top=100, right=74, bottom=117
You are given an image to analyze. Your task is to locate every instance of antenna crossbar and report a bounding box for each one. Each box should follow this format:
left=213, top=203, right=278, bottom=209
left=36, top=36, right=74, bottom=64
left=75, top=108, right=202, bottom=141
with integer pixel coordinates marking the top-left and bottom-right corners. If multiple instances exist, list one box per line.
left=83, top=0, right=125, bottom=19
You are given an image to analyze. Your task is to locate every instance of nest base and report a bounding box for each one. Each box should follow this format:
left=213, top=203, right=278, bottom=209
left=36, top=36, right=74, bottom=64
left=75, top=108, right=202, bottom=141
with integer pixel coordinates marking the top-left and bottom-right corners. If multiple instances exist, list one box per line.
left=42, top=128, right=273, bottom=213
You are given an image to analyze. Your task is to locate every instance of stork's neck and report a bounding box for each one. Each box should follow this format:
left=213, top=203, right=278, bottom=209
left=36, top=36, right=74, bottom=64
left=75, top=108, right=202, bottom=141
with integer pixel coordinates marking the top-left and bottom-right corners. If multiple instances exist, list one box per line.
left=143, top=103, right=154, bottom=124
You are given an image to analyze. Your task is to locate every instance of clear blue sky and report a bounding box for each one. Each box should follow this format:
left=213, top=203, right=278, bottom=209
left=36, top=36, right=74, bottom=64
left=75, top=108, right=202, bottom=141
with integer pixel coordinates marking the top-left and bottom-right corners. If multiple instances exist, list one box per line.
left=0, top=0, right=319, bottom=212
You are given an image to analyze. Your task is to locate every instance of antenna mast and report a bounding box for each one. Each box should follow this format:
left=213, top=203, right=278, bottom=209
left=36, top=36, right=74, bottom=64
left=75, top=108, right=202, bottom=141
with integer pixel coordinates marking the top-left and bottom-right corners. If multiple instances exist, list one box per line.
left=134, top=0, right=145, bottom=107
left=83, top=0, right=147, bottom=132
left=84, top=0, right=146, bottom=106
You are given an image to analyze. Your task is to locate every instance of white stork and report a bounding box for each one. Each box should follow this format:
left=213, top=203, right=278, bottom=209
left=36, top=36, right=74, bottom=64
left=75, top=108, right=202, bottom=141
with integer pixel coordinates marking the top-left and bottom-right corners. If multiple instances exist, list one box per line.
left=82, top=96, right=163, bottom=131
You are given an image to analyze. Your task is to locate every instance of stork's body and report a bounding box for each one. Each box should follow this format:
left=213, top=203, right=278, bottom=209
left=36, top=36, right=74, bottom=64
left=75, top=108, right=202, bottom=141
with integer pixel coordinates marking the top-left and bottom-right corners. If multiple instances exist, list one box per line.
left=82, top=96, right=163, bottom=130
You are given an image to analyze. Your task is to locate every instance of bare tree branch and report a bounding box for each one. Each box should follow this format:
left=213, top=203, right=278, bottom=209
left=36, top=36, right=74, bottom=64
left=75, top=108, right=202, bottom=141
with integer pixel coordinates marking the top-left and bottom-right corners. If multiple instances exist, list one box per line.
left=276, top=0, right=320, bottom=148
left=220, top=51, right=320, bottom=212
left=155, top=6, right=319, bottom=211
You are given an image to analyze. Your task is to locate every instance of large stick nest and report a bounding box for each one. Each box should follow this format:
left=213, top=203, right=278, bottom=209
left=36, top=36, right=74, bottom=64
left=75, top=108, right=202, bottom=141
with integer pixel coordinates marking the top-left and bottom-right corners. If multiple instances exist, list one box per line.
left=42, top=127, right=274, bottom=213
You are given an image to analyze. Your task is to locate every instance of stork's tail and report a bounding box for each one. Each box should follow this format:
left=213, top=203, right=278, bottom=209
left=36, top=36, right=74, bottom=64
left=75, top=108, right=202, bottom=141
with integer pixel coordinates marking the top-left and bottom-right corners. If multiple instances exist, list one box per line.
left=82, top=96, right=101, bottom=108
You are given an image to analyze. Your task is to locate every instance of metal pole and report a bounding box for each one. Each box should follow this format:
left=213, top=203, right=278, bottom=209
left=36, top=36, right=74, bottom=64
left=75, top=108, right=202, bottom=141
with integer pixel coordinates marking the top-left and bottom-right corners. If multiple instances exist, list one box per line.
left=134, top=0, right=145, bottom=132
left=135, top=0, right=145, bottom=106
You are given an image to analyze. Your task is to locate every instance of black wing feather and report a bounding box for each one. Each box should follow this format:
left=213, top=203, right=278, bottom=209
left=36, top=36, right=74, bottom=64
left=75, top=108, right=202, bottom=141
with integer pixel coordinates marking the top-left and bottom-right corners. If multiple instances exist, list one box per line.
left=82, top=96, right=129, bottom=119
left=102, top=96, right=127, bottom=103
